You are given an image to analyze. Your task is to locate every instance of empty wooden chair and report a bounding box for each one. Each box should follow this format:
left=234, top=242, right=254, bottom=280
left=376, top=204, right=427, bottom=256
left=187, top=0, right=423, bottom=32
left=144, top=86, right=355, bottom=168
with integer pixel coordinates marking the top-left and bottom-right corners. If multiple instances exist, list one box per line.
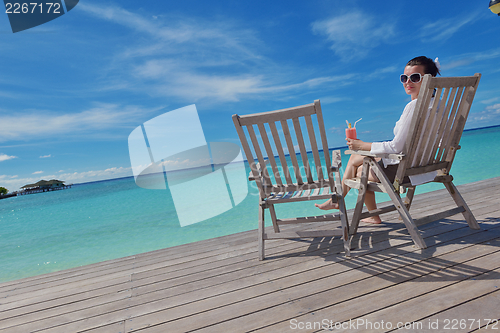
left=345, top=74, right=481, bottom=249
left=232, top=100, right=350, bottom=260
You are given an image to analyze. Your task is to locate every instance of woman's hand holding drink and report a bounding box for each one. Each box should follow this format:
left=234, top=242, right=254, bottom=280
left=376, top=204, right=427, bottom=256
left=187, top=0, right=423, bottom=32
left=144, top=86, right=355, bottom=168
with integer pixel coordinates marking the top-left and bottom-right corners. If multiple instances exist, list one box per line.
left=345, top=118, right=361, bottom=140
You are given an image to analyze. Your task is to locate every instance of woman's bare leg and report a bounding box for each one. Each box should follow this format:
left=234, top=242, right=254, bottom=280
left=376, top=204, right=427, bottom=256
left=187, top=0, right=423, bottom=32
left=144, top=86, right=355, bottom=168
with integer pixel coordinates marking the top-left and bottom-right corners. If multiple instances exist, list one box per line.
left=315, top=154, right=365, bottom=210
left=361, top=190, right=382, bottom=224
left=357, top=165, right=382, bottom=224
left=316, top=154, right=383, bottom=223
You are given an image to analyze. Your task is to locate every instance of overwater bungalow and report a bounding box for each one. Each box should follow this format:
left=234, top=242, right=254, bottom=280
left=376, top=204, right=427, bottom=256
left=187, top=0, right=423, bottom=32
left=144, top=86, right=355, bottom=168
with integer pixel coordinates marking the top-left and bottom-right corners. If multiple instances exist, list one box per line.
left=18, top=179, right=72, bottom=195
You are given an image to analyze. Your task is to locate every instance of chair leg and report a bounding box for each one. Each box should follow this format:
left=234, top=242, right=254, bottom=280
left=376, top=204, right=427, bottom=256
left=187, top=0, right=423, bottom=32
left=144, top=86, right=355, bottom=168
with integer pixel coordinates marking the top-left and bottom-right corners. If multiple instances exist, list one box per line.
left=398, top=186, right=415, bottom=221
left=350, top=157, right=370, bottom=235
left=258, top=203, right=266, bottom=260
left=369, top=160, right=427, bottom=249
left=405, top=187, right=416, bottom=211
left=444, top=181, right=480, bottom=230
left=268, top=204, right=280, bottom=233
left=332, top=153, right=351, bottom=257
left=338, top=196, right=351, bottom=256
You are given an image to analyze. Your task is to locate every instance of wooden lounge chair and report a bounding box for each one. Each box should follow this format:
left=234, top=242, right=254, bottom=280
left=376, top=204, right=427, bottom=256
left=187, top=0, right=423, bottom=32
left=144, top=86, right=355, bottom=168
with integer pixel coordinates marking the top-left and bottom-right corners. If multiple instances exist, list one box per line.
left=232, top=100, right=350, bottom=260
left=345, top=74, right=481, bottom=249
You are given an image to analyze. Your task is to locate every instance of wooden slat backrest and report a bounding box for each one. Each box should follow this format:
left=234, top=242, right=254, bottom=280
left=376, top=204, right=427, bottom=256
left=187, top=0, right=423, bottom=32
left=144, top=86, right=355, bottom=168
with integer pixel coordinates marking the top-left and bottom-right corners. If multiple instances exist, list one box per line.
left=396, top=74, right=481, bottom=182
left=232, top=100, right=333, bottom=196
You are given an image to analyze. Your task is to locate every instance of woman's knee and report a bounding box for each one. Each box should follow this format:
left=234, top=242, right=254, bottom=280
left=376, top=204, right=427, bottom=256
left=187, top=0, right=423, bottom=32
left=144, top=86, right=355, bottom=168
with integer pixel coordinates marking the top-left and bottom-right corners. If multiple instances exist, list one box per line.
left=347, top=154, right=364, bottom=167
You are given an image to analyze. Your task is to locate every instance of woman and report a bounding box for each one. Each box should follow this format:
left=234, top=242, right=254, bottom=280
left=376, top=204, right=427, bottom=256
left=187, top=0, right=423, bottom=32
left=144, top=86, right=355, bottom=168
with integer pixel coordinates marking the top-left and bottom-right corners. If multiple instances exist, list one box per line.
left=316, top=56, right=441, bottom=224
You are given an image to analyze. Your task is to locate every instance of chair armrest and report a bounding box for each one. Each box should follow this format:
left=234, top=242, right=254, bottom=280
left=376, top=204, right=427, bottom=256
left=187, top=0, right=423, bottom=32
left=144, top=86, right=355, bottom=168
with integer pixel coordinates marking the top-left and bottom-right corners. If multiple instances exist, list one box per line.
left=345, top=150, right=405, bottom=161
left=330, top=149, right=342, bottom=171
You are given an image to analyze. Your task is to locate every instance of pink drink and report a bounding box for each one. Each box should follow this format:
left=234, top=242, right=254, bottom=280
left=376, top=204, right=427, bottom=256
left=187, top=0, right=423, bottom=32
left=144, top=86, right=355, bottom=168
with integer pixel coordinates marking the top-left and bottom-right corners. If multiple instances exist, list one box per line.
left=345, top=127, right=357, bottom=139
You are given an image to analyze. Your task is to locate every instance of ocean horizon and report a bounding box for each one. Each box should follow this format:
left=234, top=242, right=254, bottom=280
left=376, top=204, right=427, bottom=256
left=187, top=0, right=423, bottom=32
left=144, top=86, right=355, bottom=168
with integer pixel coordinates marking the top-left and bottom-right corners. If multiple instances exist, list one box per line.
left=35, top=124, right=500, bottom=189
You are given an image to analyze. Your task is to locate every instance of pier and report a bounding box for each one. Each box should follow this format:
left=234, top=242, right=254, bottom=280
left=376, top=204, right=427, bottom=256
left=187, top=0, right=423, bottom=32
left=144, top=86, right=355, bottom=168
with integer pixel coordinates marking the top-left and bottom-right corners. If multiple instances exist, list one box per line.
left=16, top=179, right=72, bottom=196
left=16, top=184, right=72, bottom=196
left=0, top=177, right=499, bottom=332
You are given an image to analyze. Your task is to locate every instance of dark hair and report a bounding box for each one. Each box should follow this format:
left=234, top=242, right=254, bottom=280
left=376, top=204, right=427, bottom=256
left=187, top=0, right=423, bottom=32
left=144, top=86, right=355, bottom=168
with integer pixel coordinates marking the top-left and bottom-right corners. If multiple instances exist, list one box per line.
left=406, top=56, right=440, bottom=77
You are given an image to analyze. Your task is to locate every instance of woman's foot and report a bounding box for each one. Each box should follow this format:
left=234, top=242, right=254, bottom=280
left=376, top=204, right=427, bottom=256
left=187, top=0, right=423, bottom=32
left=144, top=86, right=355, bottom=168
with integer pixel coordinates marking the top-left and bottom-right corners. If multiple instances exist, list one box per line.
left=361, top=216, right=382, bottom=224
left=315, top=199, right=339, bottom=210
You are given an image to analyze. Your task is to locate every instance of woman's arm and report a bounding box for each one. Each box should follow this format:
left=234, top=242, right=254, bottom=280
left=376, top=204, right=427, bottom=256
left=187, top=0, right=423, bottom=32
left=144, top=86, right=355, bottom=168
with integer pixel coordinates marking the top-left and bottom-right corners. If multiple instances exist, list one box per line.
left=346, top=138, right=372, bottom=151
left=366, top=100, right=417, bottom=155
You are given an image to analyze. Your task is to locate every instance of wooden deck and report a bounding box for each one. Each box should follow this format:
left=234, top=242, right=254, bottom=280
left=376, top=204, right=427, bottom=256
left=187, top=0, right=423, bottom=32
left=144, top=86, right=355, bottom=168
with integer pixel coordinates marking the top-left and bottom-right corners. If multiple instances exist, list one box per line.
left=1, top=177, right=500, bottom=333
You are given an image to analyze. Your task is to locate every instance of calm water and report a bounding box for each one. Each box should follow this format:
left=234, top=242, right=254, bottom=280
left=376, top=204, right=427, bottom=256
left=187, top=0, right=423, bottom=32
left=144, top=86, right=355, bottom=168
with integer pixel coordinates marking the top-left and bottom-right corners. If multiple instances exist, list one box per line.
left=1, top=126, right=499, bottom=282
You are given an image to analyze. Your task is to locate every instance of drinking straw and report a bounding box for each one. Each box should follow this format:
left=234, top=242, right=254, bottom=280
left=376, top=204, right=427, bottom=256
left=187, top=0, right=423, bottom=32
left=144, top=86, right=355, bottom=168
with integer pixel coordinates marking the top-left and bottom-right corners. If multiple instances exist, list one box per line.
left=354, top=118, right=362, bottom=128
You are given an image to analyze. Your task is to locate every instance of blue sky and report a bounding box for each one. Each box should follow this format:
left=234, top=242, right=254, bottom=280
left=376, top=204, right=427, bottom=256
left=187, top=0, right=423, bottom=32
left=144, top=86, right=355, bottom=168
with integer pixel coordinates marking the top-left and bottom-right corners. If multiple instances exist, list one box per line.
left=1, top=1, right=499, bottom=191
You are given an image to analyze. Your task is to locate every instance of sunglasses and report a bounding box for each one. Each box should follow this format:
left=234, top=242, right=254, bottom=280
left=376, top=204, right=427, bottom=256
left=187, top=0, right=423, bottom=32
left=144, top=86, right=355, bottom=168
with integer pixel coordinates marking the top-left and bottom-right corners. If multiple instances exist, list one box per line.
left=400, top=73, right=422, bottom=84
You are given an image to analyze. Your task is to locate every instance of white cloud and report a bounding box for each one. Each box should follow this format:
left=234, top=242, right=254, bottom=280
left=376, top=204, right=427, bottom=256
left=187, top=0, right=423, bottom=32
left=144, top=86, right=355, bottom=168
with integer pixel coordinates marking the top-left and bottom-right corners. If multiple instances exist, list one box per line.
left=79, top=2, right=355, bottom=103
left=481, top=97, right=499, bottom=104
left=40, top=154, right=51, bottom=158
left=0, top=153, right=17, bottom=162
left=311, top=11, right=395, bottom=61
left=0, top=103, right=159, bottom=142
left=441, top=48, right=500, bottom=70
left=468, top=103, right=500, bottom=128
left=420, top=13, right=479, bottom=42
left=32, top=171, right=43, bottom=174
left=79, top=2, right=263, bottom=66
left=133, top=58, right=356, bottom=102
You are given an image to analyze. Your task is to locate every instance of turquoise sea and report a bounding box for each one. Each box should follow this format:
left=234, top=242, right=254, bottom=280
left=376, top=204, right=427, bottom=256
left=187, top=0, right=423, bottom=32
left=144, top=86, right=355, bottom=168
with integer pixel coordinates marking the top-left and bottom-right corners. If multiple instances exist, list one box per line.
left=1, top=125, right=500, bottom=283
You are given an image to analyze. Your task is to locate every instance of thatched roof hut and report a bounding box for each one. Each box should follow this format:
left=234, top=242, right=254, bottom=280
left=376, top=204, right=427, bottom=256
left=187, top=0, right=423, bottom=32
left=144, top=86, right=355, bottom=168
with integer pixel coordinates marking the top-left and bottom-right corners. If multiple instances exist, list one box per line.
left=21, top=179, right=66, bottom=190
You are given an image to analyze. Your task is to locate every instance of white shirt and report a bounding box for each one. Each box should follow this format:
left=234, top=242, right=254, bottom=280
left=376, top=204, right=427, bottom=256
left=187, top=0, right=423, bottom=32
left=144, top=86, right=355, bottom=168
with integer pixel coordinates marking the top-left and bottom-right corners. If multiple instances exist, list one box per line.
left=370, top=99, right=417, bottom=167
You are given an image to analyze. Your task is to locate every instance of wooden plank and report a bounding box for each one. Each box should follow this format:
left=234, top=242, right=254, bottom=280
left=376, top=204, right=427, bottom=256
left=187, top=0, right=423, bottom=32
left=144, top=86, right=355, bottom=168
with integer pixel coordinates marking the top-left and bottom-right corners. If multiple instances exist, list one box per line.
left=413, top=86, right=443, bottom=167
left=4, top=201, right=484, bottom=332
left=2, top=215, right=496, bottom=332
left=264, top=230, right=344, bottom=239
left=438, top=86, right=464, bottom=165
left=276, top=213, right=341, bottom=224
left=237, top=103, right=316, bottom=126
left=154, top=227, right=500, bottom=332
left=281, top=119, right=303, bottom=185
left=422, top=87, right=449, bottom=165
left=256, top=122, right=282, bottom=186
left=292, top=117, right=313, bottom=183
left=404, top=74, right=434, bottom=170
left=428, top=87, right=454, bottom=164
left=246, top=124, right=272, bottom=188
left=304, top=114, right=325, bottom=181
left=445, top=88, right=478, bottom=169
left=315, top=100, right=334, bottom=189
left=428, top=75, right=480, bottom=89
left=249, top=232, right=500, bottom=333
left=334, top=254, right=500, bottom=333
left=268, top=121, right=293, bottom=184
left=404, top=161, right=449, bottom=176
left=414, top=206, right=465, bottom=226
left=232, top=114, right=264, bottom=195
left=263, top=179, right=330, bottom=194
left=0, top=177, right=497, bottom=333
left=423, top=291, right=500, bottom=332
